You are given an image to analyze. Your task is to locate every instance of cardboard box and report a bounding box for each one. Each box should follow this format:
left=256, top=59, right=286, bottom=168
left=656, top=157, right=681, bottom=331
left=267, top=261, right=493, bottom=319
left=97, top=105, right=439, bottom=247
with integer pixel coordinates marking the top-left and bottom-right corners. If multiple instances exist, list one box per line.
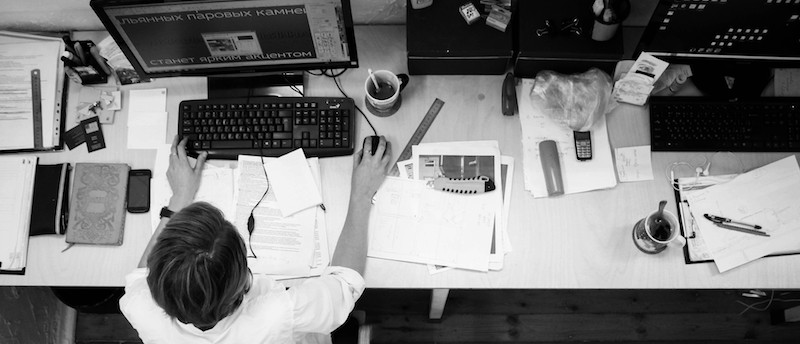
left=407, top=0, right=514, bottom=75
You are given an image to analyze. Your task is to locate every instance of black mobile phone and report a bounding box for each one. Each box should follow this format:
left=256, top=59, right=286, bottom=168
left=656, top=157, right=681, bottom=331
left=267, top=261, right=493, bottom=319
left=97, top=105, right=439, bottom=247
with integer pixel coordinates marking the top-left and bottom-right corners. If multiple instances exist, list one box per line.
left=127, top=169, right=151, bottom=213
left=573, top=131, right=592, bottom=161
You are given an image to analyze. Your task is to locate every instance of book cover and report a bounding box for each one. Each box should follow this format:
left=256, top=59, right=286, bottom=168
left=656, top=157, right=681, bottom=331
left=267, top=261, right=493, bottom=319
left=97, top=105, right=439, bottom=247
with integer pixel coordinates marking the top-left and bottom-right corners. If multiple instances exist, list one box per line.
left=66, top=163, right=129, bottom=245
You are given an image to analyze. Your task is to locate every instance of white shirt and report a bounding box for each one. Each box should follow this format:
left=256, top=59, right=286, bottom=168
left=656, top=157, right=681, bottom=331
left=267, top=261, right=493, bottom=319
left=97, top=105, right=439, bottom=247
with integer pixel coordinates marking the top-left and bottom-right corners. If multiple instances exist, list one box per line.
left=119, top=266, right=365, bottom=344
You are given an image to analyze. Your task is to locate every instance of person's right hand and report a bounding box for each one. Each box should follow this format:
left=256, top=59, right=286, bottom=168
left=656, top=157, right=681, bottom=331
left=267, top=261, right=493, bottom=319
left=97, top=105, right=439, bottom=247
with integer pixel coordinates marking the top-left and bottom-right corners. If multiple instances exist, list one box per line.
left=351, top=136, right=391, bottom=202
left=166, top=135, right=207, bottom=211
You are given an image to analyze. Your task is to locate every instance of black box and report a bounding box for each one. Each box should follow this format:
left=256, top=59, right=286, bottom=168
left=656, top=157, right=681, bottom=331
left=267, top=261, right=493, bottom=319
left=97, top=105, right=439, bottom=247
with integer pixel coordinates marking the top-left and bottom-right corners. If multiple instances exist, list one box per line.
left=407, top=0, right=514, bottom=75
left=515, top=0, right=623, bottom=77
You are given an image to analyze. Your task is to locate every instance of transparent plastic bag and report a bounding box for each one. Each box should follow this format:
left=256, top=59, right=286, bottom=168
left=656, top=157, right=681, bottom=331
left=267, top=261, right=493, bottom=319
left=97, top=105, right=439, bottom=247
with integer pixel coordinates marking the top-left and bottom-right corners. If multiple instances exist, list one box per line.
left=528, top=68, right=615, bottom=132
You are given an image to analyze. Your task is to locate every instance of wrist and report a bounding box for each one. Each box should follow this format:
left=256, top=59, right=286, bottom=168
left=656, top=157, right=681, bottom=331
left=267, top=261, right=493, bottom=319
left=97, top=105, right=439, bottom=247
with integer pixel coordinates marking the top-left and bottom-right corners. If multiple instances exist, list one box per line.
left=168, top=195, right=194, bottom=212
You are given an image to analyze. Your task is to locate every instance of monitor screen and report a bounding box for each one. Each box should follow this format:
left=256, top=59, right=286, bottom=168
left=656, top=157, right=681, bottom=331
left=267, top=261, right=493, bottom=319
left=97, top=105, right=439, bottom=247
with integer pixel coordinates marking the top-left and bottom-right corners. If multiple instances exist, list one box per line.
left=636, top=0, right=800, bottom=66
left=91, top=0, right=358, bottom=79
left=636, top=0, right=800, bottom=97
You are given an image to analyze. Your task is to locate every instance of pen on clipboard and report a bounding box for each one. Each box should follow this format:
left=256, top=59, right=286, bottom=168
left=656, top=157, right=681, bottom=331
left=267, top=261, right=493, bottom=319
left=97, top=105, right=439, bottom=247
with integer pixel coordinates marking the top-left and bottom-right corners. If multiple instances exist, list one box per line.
left=703, top=214, right=770, bottom=237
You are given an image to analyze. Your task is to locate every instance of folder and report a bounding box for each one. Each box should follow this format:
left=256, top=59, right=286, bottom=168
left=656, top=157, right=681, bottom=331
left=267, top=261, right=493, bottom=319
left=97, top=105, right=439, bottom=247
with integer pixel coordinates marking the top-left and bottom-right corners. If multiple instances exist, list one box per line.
left=0, top=31, right=66, bottom=152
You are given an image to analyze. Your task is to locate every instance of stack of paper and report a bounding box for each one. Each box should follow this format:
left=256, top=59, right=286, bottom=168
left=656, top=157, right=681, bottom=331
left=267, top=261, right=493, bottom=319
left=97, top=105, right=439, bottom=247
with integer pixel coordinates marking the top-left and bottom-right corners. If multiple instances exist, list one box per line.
left=517, top=79, right=617, bottom=198
left=234, top=150, right=328, bottom=278
left=684, top=156, right=800, bottom=272
left=0, top=155, right=37, bottom=274
left=0, top=31, right=65, bottom=151
left=369, top=141, right=513, bottom=273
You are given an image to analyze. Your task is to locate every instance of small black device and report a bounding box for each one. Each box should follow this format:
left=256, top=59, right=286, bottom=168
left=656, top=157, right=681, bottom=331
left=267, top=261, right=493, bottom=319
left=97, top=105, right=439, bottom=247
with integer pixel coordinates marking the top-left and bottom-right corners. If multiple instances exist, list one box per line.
left=573, top=131, right=592, bottom=161
left=126, top=169, right=151, bottom=213
left=501, top=72, right=517, bottom=116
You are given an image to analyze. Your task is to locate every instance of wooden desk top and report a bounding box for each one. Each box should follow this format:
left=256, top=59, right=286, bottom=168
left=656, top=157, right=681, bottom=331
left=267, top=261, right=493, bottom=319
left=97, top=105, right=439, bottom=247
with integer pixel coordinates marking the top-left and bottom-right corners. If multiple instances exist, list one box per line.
left=2, top=25, right=799, bottom=288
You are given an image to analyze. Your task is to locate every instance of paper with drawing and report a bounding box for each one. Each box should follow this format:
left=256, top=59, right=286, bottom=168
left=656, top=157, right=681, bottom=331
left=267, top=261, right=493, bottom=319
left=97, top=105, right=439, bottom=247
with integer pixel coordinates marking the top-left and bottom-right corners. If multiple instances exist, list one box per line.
left=685, top=156, right=800, bottom=272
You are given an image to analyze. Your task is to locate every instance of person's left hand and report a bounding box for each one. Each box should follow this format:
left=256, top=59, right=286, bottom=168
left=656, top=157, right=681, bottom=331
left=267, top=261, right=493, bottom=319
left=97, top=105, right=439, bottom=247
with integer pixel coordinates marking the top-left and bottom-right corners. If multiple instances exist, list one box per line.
left=166, top=135, right=207, bottom=211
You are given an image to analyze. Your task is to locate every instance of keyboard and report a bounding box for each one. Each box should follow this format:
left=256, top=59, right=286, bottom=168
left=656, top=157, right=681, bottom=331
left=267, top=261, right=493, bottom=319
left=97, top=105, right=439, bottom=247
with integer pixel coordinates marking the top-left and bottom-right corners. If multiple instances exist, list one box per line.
left=179, top=97, right=355, bottom=159
left=649, top=97, right=800, bottom=152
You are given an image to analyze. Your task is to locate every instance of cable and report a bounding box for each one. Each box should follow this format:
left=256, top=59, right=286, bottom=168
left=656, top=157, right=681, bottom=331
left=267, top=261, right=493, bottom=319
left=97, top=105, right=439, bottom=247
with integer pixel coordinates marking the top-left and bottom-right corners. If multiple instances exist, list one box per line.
left=736, top=290, right=800, bottom=315
left=246, top=150, right=270, bottom=259
left=332, top=74, right=378, bottom=136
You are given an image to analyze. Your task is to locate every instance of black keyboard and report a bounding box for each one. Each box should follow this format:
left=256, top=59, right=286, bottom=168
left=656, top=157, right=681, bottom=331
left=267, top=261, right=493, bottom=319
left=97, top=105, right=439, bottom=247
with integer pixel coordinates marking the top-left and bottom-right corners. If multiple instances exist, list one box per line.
left=649, top=97, right=800, bottom=152
left=179, top=97, right=355, bottom=159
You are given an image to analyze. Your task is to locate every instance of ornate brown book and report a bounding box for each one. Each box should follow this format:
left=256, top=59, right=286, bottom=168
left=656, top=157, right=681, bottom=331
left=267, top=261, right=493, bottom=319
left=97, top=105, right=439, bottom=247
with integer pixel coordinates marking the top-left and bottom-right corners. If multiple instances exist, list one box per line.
left=66, top=163, right=129, bottom=245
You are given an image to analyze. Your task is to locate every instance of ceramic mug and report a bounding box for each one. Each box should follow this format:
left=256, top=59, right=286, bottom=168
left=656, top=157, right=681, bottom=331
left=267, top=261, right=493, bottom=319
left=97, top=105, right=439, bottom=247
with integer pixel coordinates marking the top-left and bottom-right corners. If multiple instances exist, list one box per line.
left=632, top=209, right=686, bottom=254
left=364, top=70, right=409, bottom=116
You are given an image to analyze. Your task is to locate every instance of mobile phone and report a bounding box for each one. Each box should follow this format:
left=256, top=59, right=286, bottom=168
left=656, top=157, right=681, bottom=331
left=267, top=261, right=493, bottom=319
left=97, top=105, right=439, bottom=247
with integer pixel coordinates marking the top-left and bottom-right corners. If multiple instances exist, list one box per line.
left=573, top=131, right=592, bottom=161
left=127, top=169, right=151, bottom=213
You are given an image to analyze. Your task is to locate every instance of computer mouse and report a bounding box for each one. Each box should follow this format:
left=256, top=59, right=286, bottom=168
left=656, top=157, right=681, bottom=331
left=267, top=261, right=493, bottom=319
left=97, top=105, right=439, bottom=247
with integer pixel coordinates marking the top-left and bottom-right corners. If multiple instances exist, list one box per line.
left=539, top=140, right=564, bottom=196
left=501, top=72, right=517, bottom=116
left=366, top=135, right=381, bottom=155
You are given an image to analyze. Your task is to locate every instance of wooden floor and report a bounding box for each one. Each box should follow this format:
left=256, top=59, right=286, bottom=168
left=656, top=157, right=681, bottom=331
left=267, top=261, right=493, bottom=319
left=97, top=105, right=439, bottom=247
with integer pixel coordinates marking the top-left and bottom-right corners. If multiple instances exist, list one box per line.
left=74, top=289, right=800, bottom=343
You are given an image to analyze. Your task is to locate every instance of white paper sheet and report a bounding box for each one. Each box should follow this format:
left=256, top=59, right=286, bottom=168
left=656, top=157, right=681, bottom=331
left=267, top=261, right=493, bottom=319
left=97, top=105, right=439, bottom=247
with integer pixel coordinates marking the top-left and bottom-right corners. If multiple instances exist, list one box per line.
left=518, top=79, right=617, bottom=198
left=368, top=177, right=497, bottom=271
left=128, top=88, right=167, bottom=113
left=615, top=145, right=654, bottom=182
left=685, top=156, right=800, bottom=272
left=127, top=111, right=168, bottom=149
left=263, top=149, right=323, bottom=217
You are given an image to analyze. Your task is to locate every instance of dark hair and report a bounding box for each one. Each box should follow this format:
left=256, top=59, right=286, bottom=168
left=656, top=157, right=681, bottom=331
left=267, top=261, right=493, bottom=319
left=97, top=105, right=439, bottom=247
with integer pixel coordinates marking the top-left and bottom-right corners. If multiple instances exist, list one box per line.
left=147, top=202, right=249, bottom=329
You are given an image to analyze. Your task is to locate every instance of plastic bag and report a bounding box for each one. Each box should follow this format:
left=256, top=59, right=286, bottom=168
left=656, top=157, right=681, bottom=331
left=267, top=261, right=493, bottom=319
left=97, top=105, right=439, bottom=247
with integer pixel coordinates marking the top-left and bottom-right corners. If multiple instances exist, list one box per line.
left=528, top=68, right=615, bottom=132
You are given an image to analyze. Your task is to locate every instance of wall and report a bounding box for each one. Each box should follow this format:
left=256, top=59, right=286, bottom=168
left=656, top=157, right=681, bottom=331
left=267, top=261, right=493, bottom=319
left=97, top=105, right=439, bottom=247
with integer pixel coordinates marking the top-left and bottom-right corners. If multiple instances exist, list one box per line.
left=0, top=0, right=656, bottom=31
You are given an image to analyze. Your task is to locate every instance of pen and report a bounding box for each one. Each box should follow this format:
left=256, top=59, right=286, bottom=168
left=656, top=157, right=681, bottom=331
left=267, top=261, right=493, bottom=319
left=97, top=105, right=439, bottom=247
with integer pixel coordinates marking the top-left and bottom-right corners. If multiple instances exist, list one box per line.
left=703, top=214, right=762, bottom=229
left=703, top=214, right=769, bottom=237
left=715, top=223, right=770, bottom=237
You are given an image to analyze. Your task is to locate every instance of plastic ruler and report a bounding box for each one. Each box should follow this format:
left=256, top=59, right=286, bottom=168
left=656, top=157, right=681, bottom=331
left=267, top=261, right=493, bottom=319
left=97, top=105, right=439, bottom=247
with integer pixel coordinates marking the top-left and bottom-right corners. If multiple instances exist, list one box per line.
left=31, top=69, right=43, bottom=150
left=389, top=98, right=445, bottom=176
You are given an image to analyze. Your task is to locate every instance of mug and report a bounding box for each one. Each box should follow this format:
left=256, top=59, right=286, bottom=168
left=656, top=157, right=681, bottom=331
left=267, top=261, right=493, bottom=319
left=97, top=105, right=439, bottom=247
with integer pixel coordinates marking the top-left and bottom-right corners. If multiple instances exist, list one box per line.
left=364, top=70, right=409, bottom=117
left=632, top=209, right=686, bottom=254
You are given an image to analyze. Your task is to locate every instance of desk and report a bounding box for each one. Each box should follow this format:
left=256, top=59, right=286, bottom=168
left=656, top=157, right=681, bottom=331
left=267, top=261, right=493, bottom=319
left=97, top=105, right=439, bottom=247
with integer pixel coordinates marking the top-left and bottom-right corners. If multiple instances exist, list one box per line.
left=2, top=27, right=800, bottom=301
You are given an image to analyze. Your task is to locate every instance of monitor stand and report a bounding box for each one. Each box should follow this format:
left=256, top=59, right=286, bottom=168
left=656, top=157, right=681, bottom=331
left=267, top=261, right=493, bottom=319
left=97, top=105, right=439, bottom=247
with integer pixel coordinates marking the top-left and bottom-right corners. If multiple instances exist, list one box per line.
left=690, top=64, right=771, bottom=99
left=207, top=72, right=304, bottom=99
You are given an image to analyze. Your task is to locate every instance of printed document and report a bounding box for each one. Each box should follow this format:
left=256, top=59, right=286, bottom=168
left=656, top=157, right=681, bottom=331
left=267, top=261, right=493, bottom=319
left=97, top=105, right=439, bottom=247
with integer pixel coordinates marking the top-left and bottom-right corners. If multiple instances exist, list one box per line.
left=0, top=32, right=64, bottom=150
left=368, top=177, right=497, bottom=271
left=685, top=156, right=800, bottom=272
left=234, top=155, right=328, bottom=277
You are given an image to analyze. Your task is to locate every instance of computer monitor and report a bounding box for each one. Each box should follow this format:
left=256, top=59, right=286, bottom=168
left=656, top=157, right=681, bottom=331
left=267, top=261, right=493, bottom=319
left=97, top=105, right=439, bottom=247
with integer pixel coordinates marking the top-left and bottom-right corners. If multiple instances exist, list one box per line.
left=635, top=0, right=800, bottom=98
left=91, top=0, right=358, bottom=97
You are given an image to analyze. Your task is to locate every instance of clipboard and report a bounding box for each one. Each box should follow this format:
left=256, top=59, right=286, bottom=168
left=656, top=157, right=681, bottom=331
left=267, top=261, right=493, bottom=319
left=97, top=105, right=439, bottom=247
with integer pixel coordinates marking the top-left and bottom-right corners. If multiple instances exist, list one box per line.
left=673, top=175, right=800, bottom=264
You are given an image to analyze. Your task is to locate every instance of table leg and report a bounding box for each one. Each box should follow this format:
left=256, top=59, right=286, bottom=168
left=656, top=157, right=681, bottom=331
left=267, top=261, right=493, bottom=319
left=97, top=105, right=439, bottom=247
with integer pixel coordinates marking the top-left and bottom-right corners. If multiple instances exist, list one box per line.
left=429, top=288, right=449, bottom=320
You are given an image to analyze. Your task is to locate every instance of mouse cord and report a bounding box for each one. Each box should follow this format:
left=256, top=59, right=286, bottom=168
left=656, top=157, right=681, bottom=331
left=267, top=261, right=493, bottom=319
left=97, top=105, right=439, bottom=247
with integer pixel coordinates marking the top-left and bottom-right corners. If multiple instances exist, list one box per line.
left=331, top=72, right=378, bottom=136
left=246, top=149, right=270, bottom=259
